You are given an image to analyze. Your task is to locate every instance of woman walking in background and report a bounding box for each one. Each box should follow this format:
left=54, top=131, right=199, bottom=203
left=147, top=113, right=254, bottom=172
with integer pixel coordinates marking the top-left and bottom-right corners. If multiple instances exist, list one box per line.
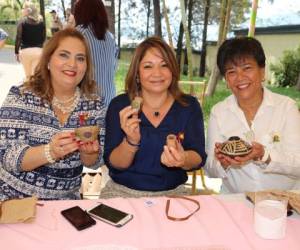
left=0, top=28, right=8, bottom=49
left=74, top=0, right=118, bottom=107
left=15, top=3, right=45, bottom=80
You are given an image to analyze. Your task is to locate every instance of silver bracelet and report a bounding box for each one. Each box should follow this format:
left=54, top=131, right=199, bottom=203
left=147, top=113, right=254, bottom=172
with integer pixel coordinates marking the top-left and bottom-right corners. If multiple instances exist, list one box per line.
left=44, top=144, right=56, bottom=164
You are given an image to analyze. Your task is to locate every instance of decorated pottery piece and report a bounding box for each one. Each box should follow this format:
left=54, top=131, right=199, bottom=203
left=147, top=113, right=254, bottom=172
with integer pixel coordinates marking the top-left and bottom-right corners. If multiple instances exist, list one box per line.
left=75, top=125, right=99, bottom=142
left=131, top=96, right=143, bottom=112
left=220, top=136, right=252, bottom=157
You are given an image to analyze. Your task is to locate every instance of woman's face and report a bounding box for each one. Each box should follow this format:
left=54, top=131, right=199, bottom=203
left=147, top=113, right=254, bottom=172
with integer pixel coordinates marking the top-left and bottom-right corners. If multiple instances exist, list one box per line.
left=224, top=56, right=265, bottom=102
left=49, top=37, right=87, bottom=93
left=138, top=48, right=172, bottom=95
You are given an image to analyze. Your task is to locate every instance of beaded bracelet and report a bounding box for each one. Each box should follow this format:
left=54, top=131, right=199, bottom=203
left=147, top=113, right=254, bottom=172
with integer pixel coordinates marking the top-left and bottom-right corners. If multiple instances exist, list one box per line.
left=125, top=137, right=140, bottom=147
left=44, top=144, right=56, bottom=164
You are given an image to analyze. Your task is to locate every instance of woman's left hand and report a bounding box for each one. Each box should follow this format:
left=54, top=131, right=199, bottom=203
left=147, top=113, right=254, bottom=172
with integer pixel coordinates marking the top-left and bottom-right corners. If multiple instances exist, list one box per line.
left=233, top=141, right=265, bottom=163
left=79, top=140, right=100, bottom=155
left=161, top=142, right=186, bottom=168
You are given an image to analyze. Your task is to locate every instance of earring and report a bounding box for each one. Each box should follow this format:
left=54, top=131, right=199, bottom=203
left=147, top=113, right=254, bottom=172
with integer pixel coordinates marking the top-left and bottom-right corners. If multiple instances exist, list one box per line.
left=136, top=75, right=141, bottom=91
left=47, top=64, right=50, bottom=70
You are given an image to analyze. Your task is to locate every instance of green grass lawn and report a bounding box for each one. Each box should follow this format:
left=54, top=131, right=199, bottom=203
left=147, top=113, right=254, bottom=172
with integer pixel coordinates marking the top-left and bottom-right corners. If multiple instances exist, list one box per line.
left=115, top=59, right=300, bottom=125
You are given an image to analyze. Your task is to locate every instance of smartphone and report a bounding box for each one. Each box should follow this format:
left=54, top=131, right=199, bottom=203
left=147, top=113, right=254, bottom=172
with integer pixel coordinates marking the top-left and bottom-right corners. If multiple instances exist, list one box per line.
left=87, top=203, right=133, bottom=227
left=61, top=206, right=96, bottom=230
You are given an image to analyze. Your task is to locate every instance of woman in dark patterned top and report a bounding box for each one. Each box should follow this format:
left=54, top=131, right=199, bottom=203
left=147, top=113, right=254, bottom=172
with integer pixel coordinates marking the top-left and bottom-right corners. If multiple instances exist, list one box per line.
left=0, top=28, right=106, bottom=200
left=15, top=3, right=45, bottom=79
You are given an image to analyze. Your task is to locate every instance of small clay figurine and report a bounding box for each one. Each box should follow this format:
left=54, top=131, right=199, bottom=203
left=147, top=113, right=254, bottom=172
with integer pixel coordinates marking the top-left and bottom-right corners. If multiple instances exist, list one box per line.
left=131, top=96, right=143, bottom=112
left=166, top=134, right=178, bottom=148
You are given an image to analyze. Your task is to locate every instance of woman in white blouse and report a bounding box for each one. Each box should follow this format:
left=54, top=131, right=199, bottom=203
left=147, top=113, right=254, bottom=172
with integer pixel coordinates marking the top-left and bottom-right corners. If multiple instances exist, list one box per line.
left=205, top=37, right=300, bottom=193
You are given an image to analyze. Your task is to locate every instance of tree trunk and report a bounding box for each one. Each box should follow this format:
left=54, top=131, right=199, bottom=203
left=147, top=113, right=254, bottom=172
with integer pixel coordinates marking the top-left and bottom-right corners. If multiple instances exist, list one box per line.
left=199, top=0, right=210, bottom=77
left=248, top=0, right=259, bottom=37
left=40, top=0, right=47, bottom=37
left=180, top=0, right=193, bottom=80
left=183, top=0, right=193, bottom=76
left=176, top=22, right=184, bottom=71
left=146, top=0, right=151, bottom=37
left=162, top=0, right=173, bottom=49
left=60, top=0, right=66, bottom=19
left=206, top=0, right=232, bottom=96
left=296, top=72, right=300, bottom=91
left=71, top=0, right=76, bottom=13
left=110, top=0, right=115, bottom=35
left=117, top=0, right=121, bottom=59
left=153, top=0, right=162, bottom=37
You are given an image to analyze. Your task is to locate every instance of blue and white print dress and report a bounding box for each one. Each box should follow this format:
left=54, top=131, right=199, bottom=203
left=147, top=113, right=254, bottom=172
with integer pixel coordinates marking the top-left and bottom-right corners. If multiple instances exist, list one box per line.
left=0, top=86, right=106, bottom=200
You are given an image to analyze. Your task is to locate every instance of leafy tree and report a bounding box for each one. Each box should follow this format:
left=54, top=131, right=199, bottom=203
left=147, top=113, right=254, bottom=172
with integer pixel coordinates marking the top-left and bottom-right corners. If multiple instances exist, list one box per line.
left=206, top=0, right=232, bottom=97
left=270, top=46, right=300, bottom=89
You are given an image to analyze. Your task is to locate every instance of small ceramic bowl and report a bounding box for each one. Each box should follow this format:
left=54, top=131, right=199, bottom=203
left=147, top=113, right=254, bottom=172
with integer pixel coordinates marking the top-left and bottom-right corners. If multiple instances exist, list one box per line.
left=220, top=136, right=252, bottom=157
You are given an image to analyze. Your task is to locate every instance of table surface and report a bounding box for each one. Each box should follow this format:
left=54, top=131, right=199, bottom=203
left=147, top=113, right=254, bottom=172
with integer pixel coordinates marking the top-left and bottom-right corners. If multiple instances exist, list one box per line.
left=1, top=194, right=300, bottom=250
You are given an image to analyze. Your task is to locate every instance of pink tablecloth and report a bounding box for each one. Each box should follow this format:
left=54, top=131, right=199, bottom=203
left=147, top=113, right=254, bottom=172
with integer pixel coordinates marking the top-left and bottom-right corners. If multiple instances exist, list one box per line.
left=1, top=195, right=300, bottom=250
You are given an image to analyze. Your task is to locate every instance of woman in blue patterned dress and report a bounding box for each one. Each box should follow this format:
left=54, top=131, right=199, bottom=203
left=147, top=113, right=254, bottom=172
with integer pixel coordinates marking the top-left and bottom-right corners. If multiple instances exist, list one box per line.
left=74, top=0, right=118, bottom=107
left=0, top=28, right=106, bottom=200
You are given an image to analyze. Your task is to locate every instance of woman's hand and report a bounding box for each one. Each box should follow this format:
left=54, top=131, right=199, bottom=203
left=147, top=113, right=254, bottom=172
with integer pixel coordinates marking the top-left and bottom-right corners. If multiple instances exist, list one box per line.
left=161, top=141, right=186, bottom=168
left=214, top=141, right=266, bottom=169
left=79, top=140, right=100, bottom=155
left=49, top=131, right=79, bottom=160
left=120, top=106, right=141, bottom=145
left=214, top=142, right=232, bottom=169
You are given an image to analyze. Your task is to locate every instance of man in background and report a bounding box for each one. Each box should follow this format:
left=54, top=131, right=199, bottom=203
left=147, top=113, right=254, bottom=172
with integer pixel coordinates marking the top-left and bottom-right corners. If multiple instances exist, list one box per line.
left=50, top=10, right=62, bottom=35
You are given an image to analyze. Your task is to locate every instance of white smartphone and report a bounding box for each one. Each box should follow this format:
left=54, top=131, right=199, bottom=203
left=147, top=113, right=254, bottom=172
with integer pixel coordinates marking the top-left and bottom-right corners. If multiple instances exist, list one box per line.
left=87, top=203, right=133, bottom=227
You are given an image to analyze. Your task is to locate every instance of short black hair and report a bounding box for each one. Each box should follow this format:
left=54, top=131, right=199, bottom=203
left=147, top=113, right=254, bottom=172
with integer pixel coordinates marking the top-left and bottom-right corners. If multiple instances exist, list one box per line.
left=50, top=10, right=56, bottom=13
left=217, top=36, right=266, bottom=76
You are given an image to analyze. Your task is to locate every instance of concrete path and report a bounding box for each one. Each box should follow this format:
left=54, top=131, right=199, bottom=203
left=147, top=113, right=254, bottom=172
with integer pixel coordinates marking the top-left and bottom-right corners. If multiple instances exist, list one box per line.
left=0, top=47, right=24, bottom=106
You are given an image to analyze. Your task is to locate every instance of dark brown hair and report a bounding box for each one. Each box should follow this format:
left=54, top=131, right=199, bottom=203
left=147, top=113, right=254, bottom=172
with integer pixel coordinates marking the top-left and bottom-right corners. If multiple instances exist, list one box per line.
left=125, top=36, right=187, bottom=105
left=217, top=36, right=266, bottom=76
left=74, top=0, right=108, bottom=40
left=23, top=28, right=96, bottom=102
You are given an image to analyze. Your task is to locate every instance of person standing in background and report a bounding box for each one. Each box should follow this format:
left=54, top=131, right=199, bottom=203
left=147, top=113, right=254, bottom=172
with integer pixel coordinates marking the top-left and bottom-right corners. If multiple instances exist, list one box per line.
left=0, top=28, right=8, bottom=49
left=63, top=8, right=75, bottom=29
left=74, top=0, right=118, bottom=107
left=50, top=10, right=63, bottom=35
left=15, top=3, right=45, bottom=80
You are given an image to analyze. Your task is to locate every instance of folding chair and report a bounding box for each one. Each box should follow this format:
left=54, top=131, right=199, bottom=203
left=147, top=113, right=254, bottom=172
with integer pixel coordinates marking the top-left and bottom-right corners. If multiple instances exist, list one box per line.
left=179, top=80, right=215, bottom=194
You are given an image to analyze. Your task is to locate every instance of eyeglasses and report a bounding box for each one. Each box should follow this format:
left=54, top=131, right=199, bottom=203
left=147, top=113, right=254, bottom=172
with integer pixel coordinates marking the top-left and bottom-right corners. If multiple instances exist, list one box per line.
left=165, top=195, right=200, bottom=221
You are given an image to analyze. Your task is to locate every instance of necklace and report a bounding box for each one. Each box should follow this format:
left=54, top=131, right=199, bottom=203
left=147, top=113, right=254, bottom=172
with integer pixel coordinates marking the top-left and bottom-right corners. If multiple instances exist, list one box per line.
left=154, top=111, right=160, bottom=117
left=144, top=94, right=170, bottom=118
left=52, top=88, right=80, bottom=114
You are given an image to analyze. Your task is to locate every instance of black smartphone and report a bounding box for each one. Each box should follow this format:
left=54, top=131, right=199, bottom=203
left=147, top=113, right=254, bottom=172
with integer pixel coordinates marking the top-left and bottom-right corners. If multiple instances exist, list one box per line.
left=61, top=206, right=96, bottom=230
left=87, top=203, right=133, bottom=227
